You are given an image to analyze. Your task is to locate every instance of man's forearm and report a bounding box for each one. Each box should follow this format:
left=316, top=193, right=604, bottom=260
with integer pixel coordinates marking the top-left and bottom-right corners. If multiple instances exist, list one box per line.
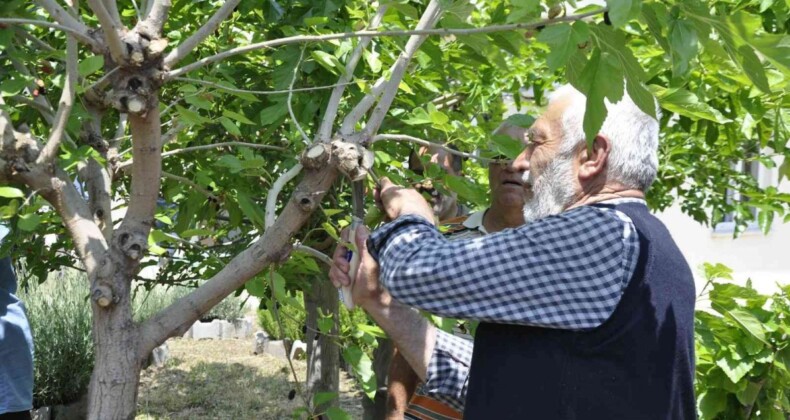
left=362, top=296, right=436, bottom=381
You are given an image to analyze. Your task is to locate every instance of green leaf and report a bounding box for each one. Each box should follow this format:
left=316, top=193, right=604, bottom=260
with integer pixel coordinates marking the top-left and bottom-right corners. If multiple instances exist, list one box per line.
left=504, top=113, right=535, bottom=128
left=176, top=105, right=212, bottom=126
left=444, top=174, right=487, bottom=206
left=735, top=380, right=762, bottom=406
left=537, top=21, right=590, bottom=71
left=490, top=134, right=524, bottom=160
left=575, top=49, right=624, bottom=144
left=0, top=78, right=28, bottom=97
left=698, top=389, right=728, bottom=419
left=313, top=391, right=337, bottom=407
left=222, top=109, right=255, bottom=125
left=342, top=346, right=376, bottom=399
left=245, top=276, right=266, bottom=297
left=668, top=18, right=698, bottom=77
left=737, top=45, right=771, bottom=94
left=716, top=351, right=755, bottom=383
left=259, top=102, right=289, bottom=126
left=605, top=0, right=641, bottom=28
left=219, top=116, right=241, bottom=136
left=235, top=190, right=265, bottom=228
left=317, top=316, right=334, bottom=334
left=651, top=86, right=731, bottom=123
left=717, top=306, right=770, bottom=346
left=18, top=213, right=41, bottom=231
left=78, top=56, right=104, bottom=77
left=311, top=51, right=343, bottom=76
left=0, top=187, right=24, bottom=198
left=757, top=210, right=773, bottom=234
left=325, top=407, right=352, bottom=420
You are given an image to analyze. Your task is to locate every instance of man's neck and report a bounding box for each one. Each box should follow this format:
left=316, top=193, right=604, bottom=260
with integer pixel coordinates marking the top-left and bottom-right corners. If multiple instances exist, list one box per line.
left=566, top=184, right=645, bottom=211
left=483, top=205, right=524, bottom=233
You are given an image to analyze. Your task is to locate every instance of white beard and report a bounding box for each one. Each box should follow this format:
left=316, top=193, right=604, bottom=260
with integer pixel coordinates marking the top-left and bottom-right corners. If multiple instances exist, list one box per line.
left=522, top=154, right=577, bottom=224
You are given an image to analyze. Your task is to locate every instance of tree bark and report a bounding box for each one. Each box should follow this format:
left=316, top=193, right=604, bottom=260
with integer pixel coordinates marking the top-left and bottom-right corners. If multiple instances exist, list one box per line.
left=305, top=276, right=340, bottom=414
left=87, top=272, right=140, bottom=420
left=363, top=338, right=394, bottom=420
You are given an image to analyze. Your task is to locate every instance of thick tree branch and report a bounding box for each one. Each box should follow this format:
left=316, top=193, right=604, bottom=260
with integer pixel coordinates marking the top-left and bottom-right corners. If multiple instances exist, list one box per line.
left=138, top=164, right=338, bottom=356
left=265, top=163, right=303, bottom=229
left=371, top=134, right=489, bottom=162
left=163, top=0, right=241, bottom=67
left=86, top=0, right=127, bottom=63
left=36, top=29, right=78, bottom=165
left=0, top=18, right=99, bottom=51
left=316, top=4, right=387, bottom=143
left=164, top=9, right=606, bottom=79
left=117, top=102, right=162, bottom=259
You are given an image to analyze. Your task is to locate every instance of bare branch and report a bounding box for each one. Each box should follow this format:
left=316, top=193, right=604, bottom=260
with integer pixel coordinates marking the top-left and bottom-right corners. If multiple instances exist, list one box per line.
left=102, top=0, right=122, bottom=27
left=164, top=9, right=607, bottom=79
left=163, top=0, right=241, bottom=67
left=340, top=76, right=386, bottom=135
left=293, top=243, right=332, bottom=266
left=0, top=18, right=99, bottom=50
left=159, top=119, right=187, bottom=147
left=36, top=28, right=78, bottom=165
left=86, top=0, right=127, bottom=63
left=371, top=134, right=490, bottom=162
left=265, top=163, right=303, bottom=230
left=116, top=141, right=285, bottom=170
left=363, top=0, right=442, bottom=137
left=172, top=77, right=356, bottom=96
left=138, top=164, right=339, bottom=357
left=288, top=47, right=310, bottom=145
left=140, top=0, right=171, bottom=36
left=162, top=171, right=218, bottom=201
left=316, top=3, right=387, bottom=143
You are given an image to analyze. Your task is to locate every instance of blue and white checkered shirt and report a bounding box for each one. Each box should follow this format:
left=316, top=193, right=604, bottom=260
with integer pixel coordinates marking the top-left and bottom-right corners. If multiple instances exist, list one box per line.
left=368, top=198, right=643, bottom=411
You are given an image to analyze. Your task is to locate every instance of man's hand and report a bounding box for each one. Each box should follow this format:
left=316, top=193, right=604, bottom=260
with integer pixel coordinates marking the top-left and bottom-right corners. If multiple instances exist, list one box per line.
left=376, top=177, right=435, bottom=223
left=329, top=224, right=389, bottom=309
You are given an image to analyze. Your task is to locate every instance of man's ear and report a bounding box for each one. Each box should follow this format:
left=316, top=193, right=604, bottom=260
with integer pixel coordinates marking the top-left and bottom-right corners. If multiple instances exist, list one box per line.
left=578, top=135, right=610, bottom=181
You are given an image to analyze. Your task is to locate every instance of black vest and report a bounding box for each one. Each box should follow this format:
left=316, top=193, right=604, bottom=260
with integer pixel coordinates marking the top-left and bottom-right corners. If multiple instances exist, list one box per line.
left=464, top=202, right=696, bottom=419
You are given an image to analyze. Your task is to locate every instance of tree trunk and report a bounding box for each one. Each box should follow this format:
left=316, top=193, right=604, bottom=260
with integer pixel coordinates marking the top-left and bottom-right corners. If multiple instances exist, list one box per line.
left=305, top=276, right=340, bottom=414
left=87, top=273, right=140, bottom=420
left=362, top=338, right=393, bottom=420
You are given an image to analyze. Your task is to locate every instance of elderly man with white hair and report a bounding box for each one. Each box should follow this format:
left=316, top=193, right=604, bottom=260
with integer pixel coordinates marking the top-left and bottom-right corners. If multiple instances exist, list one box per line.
left=330, top=85, right=696, bottom=419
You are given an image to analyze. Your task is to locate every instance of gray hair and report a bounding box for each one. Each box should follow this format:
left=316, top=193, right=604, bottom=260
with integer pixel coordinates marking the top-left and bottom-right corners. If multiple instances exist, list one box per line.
left=549, top=84, right=660, bottom=191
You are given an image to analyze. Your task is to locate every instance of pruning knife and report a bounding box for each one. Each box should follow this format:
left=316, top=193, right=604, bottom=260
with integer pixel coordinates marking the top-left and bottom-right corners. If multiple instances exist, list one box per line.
left=339, top=180, right=366, bottom=310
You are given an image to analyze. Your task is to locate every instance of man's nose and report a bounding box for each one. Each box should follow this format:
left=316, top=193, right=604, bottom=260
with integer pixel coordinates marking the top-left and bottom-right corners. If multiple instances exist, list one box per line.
left=510, top=148, right=530, bottom=173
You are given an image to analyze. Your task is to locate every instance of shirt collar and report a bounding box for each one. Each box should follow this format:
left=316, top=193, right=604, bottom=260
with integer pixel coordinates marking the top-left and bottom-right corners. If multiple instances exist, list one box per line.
left=596, top=197, right=647, bottom=206
left=462, top=209, right=488, bottom=234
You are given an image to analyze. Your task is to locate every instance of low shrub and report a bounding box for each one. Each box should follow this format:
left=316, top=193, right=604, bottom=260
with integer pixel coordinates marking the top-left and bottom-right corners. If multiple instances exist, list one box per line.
left=21, top=269, right=94, bottom=408
left=695, top=263, right=790, bottom=419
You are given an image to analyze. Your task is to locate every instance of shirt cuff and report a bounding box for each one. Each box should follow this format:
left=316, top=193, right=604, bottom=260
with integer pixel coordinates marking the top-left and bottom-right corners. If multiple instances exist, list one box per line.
left=367, top=214, right=436, bottom=262
left=423, top=329, right=473, bottom=410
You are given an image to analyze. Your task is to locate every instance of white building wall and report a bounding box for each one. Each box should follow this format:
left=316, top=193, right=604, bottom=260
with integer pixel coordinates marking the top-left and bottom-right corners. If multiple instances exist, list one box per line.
left=656, top=170, right=790, bottom=295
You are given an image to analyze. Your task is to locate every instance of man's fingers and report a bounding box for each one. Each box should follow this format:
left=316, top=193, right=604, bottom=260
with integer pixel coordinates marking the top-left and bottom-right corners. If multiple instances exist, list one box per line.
left=329, top=265, right=350, bottom=287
